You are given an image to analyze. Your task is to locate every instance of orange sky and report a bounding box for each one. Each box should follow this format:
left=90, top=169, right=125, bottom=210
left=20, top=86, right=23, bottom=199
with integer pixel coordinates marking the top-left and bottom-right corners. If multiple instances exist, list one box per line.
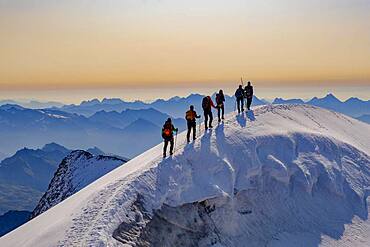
left=0, top=0, right=370, bottom=91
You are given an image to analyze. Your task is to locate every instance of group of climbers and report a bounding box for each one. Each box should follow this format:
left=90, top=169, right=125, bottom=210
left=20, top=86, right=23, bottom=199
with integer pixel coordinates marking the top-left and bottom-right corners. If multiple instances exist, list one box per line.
left=162, top=82, right=254, bottom=157
left=235, top=81, right=254, bottom=113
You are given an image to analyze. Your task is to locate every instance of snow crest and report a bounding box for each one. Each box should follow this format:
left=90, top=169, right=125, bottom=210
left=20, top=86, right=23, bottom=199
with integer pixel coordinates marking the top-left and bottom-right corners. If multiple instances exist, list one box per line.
left=1, top=105, right=370, bottom=247
left=31, top=150, right=127, bottom=218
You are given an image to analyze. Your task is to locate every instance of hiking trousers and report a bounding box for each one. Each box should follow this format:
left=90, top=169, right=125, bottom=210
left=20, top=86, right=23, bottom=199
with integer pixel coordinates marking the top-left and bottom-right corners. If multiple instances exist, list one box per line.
left=217, top=104, right=224, bottom=121
left=204, top=109, right=213, bottom=129
left=163, top=137, right=174, bottom=156
left=236, top=97, right=244, bottom=113
left=246, top=97, right=252, bottom=110
left=187, top=121, right=196, bottom=142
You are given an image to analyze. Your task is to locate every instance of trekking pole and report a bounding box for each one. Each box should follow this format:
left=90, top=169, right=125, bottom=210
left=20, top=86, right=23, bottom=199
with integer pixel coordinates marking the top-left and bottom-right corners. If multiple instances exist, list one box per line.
left=174, top=131, right=178, bottom=153
left=198, top=116, right=202, bottom=137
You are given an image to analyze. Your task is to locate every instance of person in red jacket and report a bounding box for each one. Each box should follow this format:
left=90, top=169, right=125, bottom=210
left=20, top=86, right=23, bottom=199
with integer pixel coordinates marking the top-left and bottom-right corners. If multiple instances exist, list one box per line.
left=202, top=96, right=216, bottom=130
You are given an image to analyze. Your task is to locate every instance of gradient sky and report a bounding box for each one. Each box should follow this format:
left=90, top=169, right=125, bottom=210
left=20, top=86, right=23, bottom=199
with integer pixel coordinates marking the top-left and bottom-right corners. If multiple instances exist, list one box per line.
left=0, top=0, right=370, bottom=99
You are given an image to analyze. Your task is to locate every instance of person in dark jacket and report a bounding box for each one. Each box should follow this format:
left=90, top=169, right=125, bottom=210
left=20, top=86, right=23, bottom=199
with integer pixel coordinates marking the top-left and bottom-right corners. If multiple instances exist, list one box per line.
left=185, top=105, right=200, bottom=142
left=235, top=85, right=244, bottom=113
left=215, top=89, right=225, bottom=122
left=202, top=96, right=216, bottom=130
left=244, top=81, right=254, bottom=110
left=162, top=118, right=178, bottom=157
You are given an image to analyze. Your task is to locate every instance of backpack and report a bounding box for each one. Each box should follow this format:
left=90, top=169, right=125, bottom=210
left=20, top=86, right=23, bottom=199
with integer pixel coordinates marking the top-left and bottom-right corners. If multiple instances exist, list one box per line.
left=245, top=86, right=253, bottom=97
left=186, top=110, right=195, bottom=121
left=235, top=88, right=243, bottom=99
left=162, top=123, right=173, bottom=139
left=202, top=97, right=210, bottom=110
left=216, top=94, right=223, bottom=105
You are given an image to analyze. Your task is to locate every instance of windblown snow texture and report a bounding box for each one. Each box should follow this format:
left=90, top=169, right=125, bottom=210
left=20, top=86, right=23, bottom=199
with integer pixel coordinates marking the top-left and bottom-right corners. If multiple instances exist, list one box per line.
left=31, top=151, right=127, bottom=218
left=1, top=105, right=369, bottom=247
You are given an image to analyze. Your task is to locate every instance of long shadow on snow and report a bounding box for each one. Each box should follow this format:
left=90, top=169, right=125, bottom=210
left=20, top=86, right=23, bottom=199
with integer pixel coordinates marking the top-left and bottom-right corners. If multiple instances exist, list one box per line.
left=236, top=113, right=246, bottom=128
left=246, top=110, right=255, bottom=121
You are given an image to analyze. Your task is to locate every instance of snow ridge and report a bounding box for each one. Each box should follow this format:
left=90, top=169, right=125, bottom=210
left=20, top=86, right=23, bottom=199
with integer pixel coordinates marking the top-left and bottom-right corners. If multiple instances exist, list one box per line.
left=1, top=104, right=369, bottom=247
left=31, top=151, right=127, bottom=218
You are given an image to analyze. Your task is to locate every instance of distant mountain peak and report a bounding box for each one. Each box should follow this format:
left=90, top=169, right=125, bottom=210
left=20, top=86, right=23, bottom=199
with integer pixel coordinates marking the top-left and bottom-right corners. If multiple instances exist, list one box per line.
left=168, top=96, right=181, bottom=101
left=31, top=150, right=126, bottom=218
left=42, top=143, right=69, bottom=153
left=345, top=97, right=362, bottom=103
left=324, top=93, right=339, bottom=100
left=326, top=93, right=335, bottom=97
left=101, top=98, right=124, bottom=105
left=308, top=93, right=341, bottom=104
left=122, top=118, right=159, bottom=132
left=0, top=104, right=25, bottom=111
left=272, top=98, right=304, bottom=104
left=123, top=107, right=161, bottom=114
left=80, top=99, right=101, bottom=106
left=187, top=93, right=204, bottom=99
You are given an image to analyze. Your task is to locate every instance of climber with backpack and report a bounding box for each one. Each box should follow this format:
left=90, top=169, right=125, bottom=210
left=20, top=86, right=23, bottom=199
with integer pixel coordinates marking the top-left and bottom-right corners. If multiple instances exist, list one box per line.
left=215, top=89, right=225, bottom=122
left=162, top=118, right=178, bottom=158
left=185, top=105, right=201, bottom=143
left=244, top=81, right=254, bottom=111
left=202, top=96, right=216, bottom=130
left=235, top=85, right=244, bottom=113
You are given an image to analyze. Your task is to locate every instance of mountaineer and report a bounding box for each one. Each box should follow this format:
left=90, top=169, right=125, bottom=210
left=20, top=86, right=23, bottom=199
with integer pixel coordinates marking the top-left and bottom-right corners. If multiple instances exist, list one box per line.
left=202, top=96, right=216, bottom=130
left=162, top=118, right=178, bottom=158
left=185, top=105, right=201, bottom=142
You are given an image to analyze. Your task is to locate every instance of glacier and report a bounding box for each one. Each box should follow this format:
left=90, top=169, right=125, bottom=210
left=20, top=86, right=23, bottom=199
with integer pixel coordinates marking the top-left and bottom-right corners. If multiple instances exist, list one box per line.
left=0, top=104, right=369, bottom=247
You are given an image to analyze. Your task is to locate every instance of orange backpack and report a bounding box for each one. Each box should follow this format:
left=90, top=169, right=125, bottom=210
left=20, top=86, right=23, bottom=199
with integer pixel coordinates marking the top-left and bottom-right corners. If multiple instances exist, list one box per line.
left=186, top=110, right=195, bottom=121
left=162, top=124, right=173, bottom=138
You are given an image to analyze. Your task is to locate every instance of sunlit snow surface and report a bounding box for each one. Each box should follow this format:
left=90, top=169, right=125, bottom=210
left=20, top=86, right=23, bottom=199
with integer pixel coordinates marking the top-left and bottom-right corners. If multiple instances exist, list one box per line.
left=1, top=104, right=369, bottom=247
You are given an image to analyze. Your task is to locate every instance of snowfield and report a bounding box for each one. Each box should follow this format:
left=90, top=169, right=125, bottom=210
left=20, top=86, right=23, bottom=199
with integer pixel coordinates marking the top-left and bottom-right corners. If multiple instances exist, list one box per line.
left=0, top=104, right=369, bottom=247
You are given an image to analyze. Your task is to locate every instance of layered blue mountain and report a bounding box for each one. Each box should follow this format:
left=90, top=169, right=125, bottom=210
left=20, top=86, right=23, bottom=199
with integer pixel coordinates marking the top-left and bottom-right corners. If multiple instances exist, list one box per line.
left=356, top=114, right=370, bottom=124
left=272, top=98, right=305, bottom=104
left=272, top=93, right=370, bottom=118
left=89, top=108, right=185, bottom=130
left=58, top=94, right=266, bottom=118
left=0, top=104, right=185, bottom=159
left=0, top=210, right=31, bottom=237
left=60, top=98, right=148, bottom=116
left=0, top=143, right=71, bottom=214
left=0, top=100, right=63, bottom=109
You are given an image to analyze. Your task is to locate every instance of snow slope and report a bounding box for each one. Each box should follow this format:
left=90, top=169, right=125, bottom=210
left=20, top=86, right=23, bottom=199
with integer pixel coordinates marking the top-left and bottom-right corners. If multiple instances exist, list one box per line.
left=31, top=151, right=128, bottom=218
left=0, top=104, right=369, bottom=247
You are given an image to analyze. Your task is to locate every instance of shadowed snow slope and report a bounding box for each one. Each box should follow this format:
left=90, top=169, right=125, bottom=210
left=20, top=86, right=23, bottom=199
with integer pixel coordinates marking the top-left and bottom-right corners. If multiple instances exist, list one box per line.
left=31, top=151, right=128, bottom=218
left=1, top=104, right=369, bottom=247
